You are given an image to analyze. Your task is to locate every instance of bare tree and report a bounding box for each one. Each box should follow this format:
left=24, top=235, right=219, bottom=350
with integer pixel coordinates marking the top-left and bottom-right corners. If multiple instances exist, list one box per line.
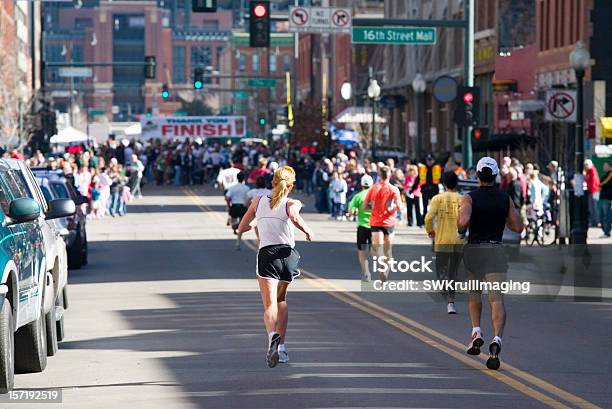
left=0, top=11, right=25, bottom=150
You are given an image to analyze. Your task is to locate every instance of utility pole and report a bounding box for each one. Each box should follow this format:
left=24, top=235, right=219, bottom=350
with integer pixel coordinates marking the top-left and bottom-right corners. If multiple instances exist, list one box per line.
left=462, top=0, right=475, bottom=168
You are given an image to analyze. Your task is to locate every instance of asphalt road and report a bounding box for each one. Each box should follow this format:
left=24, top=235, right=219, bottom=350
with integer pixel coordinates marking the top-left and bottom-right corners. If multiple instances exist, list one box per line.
left=8, top=185, right=611, bottom=409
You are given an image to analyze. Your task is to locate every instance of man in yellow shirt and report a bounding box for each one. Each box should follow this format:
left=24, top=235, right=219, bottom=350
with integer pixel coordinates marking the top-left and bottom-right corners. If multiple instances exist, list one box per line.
left=425, top=171, right=464, bottom=314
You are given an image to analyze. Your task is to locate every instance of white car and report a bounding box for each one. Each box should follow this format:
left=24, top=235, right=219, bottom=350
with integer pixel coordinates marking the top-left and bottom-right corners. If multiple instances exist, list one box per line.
left=5, top=160, right=71, bottom=355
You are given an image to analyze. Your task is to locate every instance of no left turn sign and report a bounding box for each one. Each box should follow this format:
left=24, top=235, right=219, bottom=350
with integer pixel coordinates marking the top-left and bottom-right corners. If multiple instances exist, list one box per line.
left=290, top=7, right=309, bottom=27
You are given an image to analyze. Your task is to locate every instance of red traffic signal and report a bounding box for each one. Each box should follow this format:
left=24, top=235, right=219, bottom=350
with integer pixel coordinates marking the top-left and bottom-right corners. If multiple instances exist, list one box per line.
left=472, top=128, right=482, bottom=139
left=463, top=92, right=474, bottom=103
left=253, top=4, right=267, bottom=17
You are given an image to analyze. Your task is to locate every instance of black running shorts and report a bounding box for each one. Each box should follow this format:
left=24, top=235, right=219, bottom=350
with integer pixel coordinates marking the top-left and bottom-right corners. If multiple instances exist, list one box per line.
left=356, top=226, right=372, bottom=250
left=229, top=204, right=247, bottom=218
left=371, top=225, right=395, bottom=235
left=463, top=243, right=508, bottom=279
left=257, top=245, right=301, bottom=283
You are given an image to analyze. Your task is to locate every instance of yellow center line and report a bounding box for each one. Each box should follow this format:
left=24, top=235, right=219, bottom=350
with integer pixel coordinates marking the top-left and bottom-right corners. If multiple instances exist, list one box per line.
left=183, top=186, right=601, bottom=409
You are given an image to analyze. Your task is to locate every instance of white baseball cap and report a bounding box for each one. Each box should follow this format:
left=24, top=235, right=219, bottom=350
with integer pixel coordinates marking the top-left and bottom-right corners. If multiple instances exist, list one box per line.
left=476, top=156, right=499, bottom=176
left=360, top=174, right=374, bottom=187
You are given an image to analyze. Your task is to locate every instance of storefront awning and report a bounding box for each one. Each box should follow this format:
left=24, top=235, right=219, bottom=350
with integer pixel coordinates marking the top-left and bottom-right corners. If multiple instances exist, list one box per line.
left=601, top=117, right=612, bottom=138
left=334, top=107, right=387, bottom=124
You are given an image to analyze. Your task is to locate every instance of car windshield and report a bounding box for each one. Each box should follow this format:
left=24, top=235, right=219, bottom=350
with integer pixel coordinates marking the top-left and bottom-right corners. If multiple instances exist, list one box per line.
left=51, top=183, right=70, bottom=199
left=40, top=185, right=53, bottom=202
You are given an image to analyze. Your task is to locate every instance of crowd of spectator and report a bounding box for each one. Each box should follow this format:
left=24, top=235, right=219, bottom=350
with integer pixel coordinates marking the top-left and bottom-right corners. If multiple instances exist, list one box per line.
left=9, top=137, right=611, bottom=238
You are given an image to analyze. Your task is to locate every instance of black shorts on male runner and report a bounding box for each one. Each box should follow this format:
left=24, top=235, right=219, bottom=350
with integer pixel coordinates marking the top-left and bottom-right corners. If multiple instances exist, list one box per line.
left=356, top=226, right=372, bottom=250
left=462, top=243, right=508, bottom=280
left=370, top=225, right=395, bottom=235
left=229, top=204, right=247, bottom=218
left=257, top=245, right=301, bottom=283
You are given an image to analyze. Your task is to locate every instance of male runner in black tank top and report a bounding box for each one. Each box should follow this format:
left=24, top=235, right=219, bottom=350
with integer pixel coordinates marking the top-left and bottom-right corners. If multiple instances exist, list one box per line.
left=457, top=157, right=523, bottom=370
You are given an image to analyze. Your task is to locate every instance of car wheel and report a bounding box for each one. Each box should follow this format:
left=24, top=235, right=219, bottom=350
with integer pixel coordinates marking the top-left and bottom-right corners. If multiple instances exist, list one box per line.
left=62, top=286, right=69, bottom=310
left=45, top=304, right=58, bottom=357
left=56, top=290, right=66, bottom=342
left=82, top=231, right=88, bottom=266
left=14, top=296, right=47, bottom=373
left=0, top=299, right=14, bottom=394
left=68, top=232, right=83, bottom=270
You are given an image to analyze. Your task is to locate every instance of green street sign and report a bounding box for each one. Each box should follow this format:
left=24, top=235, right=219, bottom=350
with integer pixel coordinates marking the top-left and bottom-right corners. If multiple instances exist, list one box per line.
left=233, top=91, right=249, bottom=99
left=89, top=109, right=105, bottom=116
left=248, top=79, right=277, bottom=88
left=351, top=27, right=436, bottom=45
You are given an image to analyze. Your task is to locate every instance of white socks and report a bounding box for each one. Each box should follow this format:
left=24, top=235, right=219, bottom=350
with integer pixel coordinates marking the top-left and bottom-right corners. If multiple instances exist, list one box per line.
left=268, top=331, right=276, bottom=344
left=278, top=344, right=286, bottom=352
left=493, top=336, right=502, bottom=346
left=472, top=327, right=482, bottom=336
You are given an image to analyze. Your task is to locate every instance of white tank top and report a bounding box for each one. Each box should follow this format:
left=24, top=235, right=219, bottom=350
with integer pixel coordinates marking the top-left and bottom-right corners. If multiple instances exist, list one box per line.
left=255, top=195, right=295, bottom=249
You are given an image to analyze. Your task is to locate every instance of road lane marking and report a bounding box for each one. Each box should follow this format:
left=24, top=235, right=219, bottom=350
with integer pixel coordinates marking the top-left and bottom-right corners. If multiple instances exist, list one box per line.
left=184, top=186, right=600, bottom=409
left=286, top=373, right=460, bottom=379
left=291, top=363, right=430, bottom=368
left=242, top=387, right=504, bottom=396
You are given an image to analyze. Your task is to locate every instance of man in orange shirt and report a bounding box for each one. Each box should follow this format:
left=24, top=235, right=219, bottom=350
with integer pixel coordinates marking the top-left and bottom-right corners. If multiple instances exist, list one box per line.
left=364, top=166, right=402, bottom=281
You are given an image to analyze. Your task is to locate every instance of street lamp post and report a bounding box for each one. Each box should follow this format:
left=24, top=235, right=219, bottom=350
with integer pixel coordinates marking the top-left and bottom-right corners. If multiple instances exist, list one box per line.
left=412, top=73, right=426, bottom=161
left=569, top=41, right=590, bottom=245
left=368, top=78, right=381, bottom=161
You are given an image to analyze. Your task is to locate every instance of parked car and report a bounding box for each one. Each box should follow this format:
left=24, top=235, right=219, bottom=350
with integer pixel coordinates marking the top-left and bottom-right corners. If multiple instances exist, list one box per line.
left=0, top=159, right=75, bottom=393
left=31, top=169, right=88, bottom=269
left=7, top=160, right=72, bottom=349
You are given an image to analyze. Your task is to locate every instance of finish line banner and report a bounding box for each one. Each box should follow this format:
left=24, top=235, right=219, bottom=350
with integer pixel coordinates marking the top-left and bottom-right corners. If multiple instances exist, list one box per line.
left=140, top=116, right=247, bottom=140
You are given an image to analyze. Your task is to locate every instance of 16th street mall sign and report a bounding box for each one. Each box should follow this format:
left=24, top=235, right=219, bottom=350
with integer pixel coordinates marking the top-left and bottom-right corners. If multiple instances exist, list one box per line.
left=352, top=27, right=436, bottom=44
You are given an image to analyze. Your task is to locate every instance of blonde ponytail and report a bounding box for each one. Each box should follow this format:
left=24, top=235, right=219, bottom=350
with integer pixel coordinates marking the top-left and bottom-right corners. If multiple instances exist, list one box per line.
left=269, top=166, right=295, bottom=209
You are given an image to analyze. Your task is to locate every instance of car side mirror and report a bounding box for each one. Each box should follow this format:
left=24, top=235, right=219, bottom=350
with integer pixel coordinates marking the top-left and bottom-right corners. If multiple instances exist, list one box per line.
left=8, top=198, right=41, bottom=224
left=74, top=195, right=88, bottom=205
left=46, top=199, right=76, bottom=220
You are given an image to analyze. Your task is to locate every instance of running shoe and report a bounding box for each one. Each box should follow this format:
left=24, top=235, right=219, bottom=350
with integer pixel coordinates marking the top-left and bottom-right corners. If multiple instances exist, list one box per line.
left=447, top=302, right=457, bottom=314
left=486, top=340, right=502, bottom=370
left=467, top=331, right=484, bottom=355
left=266, top=333, right=281, bottom=368
left=278, top=349, right=289, bottom=363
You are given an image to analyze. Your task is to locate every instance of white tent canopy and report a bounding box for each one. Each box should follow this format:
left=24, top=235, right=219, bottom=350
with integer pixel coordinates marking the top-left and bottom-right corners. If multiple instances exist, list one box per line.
left=334, top=107, right=387, bottom=124
left=50, top=126, right=92, bottom=144
left=123, top=122, right=142, bottom=136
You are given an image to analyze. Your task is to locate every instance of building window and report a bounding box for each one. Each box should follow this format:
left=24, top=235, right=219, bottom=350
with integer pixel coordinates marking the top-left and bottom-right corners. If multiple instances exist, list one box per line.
left=269, top=53, right=277, bottom=72
left=75, top=18, right=92, bottom=29
left=72, top=45, right=83, bottom=62
left=252, top=53, right=260, bottom=72
left=283, top=54, right=291, bottom=71
left=173, top=46, right=186, bottom=83
left=192, top=46, right=212, bottom=68
left=238, top=53, right=246, bottom=71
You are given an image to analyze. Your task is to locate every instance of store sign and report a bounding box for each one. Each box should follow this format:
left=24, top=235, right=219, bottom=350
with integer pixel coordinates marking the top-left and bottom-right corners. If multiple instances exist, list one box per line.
left=140, top=116, right=247, bottom=140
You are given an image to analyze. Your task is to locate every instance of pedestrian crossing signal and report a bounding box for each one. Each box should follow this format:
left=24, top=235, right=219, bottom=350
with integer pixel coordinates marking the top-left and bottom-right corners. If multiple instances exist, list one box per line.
left=259, top=118, right=266, bottom=126
left=192, top=0, right=217, bottom=13
left=471, top=127, right=489, bottom=143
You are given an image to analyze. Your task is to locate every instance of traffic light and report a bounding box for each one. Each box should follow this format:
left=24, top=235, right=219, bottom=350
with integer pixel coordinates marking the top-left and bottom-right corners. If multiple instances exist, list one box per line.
left=259, top=117, right=266, bottom=126
left=144, top=56, right=156, bottom=79
left=192, top=0, right=217, bottom=12
left=471, top=126, right=489, bottom=144
left=454, top=86, right=480, bottom=127
left=194, top=68, right=204, bottom=89
left=249, top=1, right=270, bottom=48
left=161, top=84, right=169, bottom=100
